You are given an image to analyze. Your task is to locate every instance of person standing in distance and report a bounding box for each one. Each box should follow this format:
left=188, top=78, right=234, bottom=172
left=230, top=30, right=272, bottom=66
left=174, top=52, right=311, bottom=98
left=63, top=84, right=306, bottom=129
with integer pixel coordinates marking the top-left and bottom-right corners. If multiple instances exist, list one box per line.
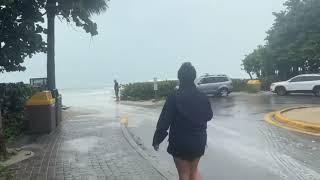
left=152, top=62, right=213, bottom=180
left=114, top=80, right=120, bottom=101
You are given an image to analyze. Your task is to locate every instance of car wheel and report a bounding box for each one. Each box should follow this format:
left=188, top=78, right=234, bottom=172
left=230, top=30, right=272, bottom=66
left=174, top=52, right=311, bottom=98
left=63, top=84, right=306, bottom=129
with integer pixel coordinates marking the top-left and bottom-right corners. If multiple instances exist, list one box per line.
left=276, top=86, right=287, bottom=96
left=218, top=88, right=229, bottom=97
left=314, top=87, right=320, bottom=97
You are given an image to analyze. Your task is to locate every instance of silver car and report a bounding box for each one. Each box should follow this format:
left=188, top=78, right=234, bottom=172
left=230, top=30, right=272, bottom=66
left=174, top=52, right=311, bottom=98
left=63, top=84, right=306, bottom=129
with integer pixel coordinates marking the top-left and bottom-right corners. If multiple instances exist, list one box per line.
left=195, top=74, right=233, bottom=96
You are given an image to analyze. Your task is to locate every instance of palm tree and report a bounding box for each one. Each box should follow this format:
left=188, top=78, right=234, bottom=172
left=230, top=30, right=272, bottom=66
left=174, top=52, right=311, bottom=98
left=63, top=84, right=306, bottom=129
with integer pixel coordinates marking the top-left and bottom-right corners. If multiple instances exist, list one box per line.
left=0, top=0, right=108, bottom=158
left=46, top=0, right=108, bottom=90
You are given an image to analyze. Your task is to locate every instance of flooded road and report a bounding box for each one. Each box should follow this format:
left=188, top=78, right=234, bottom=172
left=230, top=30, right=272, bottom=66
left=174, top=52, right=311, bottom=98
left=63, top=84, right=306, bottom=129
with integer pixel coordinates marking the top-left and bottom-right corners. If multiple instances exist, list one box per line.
left=61, top=88, right=320, bottom=180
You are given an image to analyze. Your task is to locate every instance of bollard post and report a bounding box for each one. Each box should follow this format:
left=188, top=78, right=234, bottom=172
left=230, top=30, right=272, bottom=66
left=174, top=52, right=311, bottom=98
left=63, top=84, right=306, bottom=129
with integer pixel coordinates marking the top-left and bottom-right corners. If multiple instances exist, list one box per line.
left=154, top=78, right=158, bottom=100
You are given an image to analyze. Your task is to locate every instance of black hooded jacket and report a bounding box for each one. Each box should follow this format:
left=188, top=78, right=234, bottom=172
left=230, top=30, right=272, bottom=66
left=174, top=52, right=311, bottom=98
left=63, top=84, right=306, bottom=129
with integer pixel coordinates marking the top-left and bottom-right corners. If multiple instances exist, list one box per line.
left=152, top=85, right=213, bottom=147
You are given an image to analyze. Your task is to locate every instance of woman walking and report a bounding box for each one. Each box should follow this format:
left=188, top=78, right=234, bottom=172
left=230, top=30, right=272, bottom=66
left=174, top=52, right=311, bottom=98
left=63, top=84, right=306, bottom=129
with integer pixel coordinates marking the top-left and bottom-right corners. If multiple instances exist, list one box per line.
left=152, top=62, right=213, bottom=180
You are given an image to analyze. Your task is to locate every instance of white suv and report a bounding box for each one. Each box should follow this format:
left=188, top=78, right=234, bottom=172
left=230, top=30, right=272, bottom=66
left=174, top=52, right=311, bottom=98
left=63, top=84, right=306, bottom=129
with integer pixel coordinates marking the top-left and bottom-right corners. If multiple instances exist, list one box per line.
left=270, top=74, right=320, bottom=96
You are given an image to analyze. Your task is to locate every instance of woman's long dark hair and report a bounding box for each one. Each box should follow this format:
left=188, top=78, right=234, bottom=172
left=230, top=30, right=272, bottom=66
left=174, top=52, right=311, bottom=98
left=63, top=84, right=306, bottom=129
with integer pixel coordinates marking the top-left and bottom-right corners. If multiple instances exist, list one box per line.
left=178, top=62, right=197, bottom=89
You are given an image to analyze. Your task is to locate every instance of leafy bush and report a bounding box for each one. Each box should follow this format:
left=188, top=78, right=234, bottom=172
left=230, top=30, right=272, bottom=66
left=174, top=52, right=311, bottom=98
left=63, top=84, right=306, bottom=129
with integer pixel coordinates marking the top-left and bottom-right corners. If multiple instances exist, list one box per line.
left=0, top=83, right=37, bottom=140
left=121, top=78, right=271, bottom=100
left=121, top=80, right=178, bottom=101
left=260, top=75, right=279, bottom=91
left=232, top=79, right=261, bottom=93
left=244, top=85, right=260, bottom=93
left=0, top=164, right=12, bottom=180
left=231, top=79, right=248, bottom=92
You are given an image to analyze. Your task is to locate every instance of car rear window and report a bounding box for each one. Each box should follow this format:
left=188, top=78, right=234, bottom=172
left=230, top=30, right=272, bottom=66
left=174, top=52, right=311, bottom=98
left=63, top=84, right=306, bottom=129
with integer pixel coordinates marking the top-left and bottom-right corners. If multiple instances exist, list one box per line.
left=290, top=76, right=320, bottom=82
left=199, top=77, right=217, bottom=84
left=206, top=77, right=218, bottom=83
left=216, top=77, right=229, bottom=82
left=307, top=76, right=320, bottom=81
left=199, top=76, right=229, bottom=84
left=290, top=77, right=305, bottom=82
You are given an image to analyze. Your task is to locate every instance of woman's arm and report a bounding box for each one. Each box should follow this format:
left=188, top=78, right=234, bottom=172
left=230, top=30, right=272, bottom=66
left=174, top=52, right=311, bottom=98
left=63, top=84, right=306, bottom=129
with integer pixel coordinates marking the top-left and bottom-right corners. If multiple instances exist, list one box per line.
left=152, top=94, right=176, bottom=147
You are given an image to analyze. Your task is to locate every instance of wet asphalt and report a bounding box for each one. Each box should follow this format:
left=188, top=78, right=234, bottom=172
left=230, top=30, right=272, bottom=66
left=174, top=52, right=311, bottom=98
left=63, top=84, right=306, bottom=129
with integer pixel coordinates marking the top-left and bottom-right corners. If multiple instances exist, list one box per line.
left=124, top=92, right=320, bottom=180
left=61, top=89, right=320, bottom=180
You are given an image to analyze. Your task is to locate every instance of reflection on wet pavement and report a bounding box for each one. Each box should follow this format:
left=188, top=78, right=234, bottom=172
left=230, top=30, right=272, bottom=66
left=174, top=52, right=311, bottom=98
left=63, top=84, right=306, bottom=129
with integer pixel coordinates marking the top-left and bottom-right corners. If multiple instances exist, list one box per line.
left=63, top=136, right=103, bottom=153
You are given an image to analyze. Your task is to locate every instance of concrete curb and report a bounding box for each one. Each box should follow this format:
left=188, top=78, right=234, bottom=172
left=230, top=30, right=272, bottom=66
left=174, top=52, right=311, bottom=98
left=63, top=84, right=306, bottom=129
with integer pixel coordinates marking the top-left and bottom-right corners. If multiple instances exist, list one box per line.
left=120, top=124, right=176, bottom=180
left=264, top=107, right=320, bottom=136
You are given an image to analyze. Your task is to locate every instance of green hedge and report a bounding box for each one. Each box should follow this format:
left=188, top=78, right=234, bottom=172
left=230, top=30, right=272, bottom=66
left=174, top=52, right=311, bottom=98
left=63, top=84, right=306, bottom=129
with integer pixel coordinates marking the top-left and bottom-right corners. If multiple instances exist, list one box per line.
left=121, top=80, right=178, bottom=101
left=259, top=76, right=279, bottom=91
left=232, top=77, right=279, bottom=91
left=0, top=83, right=37, bottom=140
left=231, top=79, right=248, bottom=92
left=121, top=78, right=268, bottom=101
left=233, top=79, right=270, bottom=93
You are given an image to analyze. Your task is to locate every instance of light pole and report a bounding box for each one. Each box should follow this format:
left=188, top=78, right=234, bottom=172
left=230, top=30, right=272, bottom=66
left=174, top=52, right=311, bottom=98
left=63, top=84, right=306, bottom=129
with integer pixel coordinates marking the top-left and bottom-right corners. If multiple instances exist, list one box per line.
left=47, top=0, right=56, bottom=90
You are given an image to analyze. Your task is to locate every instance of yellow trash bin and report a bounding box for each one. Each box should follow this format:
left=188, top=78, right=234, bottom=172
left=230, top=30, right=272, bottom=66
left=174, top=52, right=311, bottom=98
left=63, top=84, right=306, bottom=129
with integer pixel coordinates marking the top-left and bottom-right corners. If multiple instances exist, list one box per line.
left=26, top=91, right=56, bottom=134
left=247, top=80, right=262, bottom=91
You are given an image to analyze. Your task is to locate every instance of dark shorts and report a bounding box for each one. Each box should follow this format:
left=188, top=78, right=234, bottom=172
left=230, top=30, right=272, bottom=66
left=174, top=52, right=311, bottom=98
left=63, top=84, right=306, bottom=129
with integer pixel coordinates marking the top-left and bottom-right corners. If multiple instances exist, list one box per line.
left=167, top=133, right=207, bottom=161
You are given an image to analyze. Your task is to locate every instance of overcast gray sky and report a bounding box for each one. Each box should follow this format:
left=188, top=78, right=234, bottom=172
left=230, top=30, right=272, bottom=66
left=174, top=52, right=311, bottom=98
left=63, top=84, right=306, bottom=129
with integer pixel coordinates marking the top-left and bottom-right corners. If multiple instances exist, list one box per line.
left=1, top=0, right=286, bottom=88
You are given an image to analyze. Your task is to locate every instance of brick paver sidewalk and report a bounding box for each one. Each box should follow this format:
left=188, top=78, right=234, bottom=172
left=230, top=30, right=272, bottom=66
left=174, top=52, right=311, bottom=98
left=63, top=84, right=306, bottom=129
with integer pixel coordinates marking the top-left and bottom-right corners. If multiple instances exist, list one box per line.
left=8, top=111, right=166, bottom=180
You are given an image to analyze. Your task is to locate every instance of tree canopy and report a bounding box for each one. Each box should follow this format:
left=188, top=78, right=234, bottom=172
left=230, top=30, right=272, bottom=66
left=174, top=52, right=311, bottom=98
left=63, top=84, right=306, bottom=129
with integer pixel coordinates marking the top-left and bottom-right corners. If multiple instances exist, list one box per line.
left=242, top=0, right=320, bottom=81
left=0, top=0, right=108, bottom=73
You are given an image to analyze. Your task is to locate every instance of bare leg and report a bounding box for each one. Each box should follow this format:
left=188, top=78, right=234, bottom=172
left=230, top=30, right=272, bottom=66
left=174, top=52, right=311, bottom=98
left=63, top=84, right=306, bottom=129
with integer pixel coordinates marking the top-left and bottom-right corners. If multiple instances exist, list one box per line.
left=174, top=158, right=191, bottom=180
left=189, top=158, right=202, bottom=180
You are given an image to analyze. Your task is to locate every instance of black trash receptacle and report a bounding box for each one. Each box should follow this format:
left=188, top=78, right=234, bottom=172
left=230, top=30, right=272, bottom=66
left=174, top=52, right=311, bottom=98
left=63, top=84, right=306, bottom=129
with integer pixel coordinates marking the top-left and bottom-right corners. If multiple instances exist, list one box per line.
left=26, top=91, right=56, bottom=134
left=52, top=89, right=62, bottom=127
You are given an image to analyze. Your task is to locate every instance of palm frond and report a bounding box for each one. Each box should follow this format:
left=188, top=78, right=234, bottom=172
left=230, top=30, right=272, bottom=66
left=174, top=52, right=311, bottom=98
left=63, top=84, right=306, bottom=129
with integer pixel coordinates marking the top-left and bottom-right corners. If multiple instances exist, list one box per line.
left=78, top=0, right=108, bottom=15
